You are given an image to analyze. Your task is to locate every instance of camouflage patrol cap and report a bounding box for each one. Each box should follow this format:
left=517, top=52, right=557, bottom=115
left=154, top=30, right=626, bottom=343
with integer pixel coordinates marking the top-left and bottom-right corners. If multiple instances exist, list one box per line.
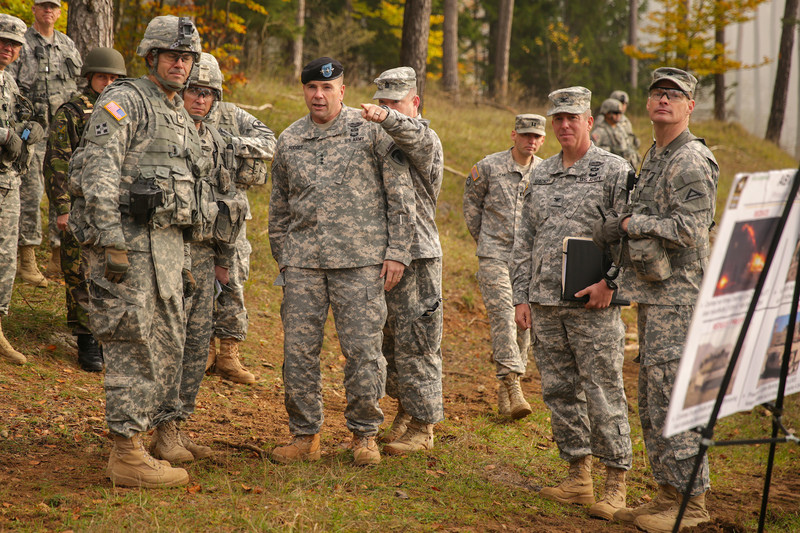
left=599, top=98, right=622, bottom=115
left=609, top=90, right=629, bottom=105
left=372, top=66, right=416, bottom=100
left=515, top=114, right=546, bottom=135
left=135, top=15, right=202, bottom=58
left=547, top=86, right=591, bottom=116
left=34, top=0, right=61, bottom=5
left=649, top=67, right=697, bottom=96
left=189, top=52, right=223, bottom=96
left=0, top=14, right=26, bottom=45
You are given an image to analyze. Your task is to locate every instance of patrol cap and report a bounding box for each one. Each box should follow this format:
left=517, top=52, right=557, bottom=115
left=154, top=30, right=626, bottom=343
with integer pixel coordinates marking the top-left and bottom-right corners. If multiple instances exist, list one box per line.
left=0, top=14, right=26, bottom=45
left=547, top=86, right=591, bottom=116
left=372, top=66, right=416, bottom=100
left=609, top=90, right=629, bottom=105
left=34, top=0, right=61, bottom=5
left=649, top=67, right=697, bottom=96
left=301, top=57, right=343, bottom=84
left=599, top=98, right=622, bottom=115
left=515, top=114, right=546, bottom=135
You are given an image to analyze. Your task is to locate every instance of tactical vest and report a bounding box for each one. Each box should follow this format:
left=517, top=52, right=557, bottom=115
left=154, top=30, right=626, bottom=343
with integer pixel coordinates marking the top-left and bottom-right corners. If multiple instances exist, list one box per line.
left=217, top=103, right=268, bottom=188
left=629, top=130, right=712, bottom=273
left=0, top=73, right=17, bottom=181
left=26, top=34, right=80, bottom=126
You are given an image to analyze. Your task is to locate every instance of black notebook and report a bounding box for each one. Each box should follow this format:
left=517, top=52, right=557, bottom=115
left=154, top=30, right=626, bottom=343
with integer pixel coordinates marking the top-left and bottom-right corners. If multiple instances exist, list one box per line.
left=562, top=237, right=629, bottom=305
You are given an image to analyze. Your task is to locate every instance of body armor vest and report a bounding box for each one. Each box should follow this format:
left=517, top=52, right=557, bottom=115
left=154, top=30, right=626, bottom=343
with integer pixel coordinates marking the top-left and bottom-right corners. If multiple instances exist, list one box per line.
left=217, top=103, right=268, bottom=188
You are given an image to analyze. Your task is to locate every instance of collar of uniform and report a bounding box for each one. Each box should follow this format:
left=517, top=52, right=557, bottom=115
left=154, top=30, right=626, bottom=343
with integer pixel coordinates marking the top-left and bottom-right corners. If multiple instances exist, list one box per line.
left=301, top=104, right=349, bottom=140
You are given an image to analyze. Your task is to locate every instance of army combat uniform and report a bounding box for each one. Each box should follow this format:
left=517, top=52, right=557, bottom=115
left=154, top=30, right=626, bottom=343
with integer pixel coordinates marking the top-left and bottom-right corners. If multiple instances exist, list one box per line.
left=592, top=119, right=640, bottom=169
left=269, top=104, right=414, bottom=438
left=0, top=67, right=22, bottom=334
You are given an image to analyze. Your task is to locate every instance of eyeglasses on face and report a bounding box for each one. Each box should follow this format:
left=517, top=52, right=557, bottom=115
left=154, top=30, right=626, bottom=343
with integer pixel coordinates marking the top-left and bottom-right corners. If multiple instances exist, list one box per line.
left=185, top=86, right=215, bottom=100
left=649, top=87, right=688, bottom=101
left=160, top=51, right=195, bottom=65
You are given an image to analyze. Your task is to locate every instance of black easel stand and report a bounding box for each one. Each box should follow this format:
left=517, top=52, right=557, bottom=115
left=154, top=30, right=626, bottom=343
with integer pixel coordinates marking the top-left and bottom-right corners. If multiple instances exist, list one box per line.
left=672, top=167, right=800, bottom=533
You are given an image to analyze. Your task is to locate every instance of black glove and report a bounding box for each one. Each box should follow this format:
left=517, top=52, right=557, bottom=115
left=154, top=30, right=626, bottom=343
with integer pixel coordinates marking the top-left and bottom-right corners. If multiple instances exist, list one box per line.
left=182, top=268, right=196, bottom=298
left=592, top=215, right=629, bottom=249
left=104, top=244, right=129, bottom=283
left=17, top=122, right=45, bottom=145
left=3, top=131, right=23, bottom=160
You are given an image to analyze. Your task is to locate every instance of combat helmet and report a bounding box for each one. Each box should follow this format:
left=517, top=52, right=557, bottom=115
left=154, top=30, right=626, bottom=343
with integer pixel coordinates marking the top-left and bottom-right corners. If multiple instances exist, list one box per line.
left=185, top=52, right=223, bottom=121
left=0, top=14, right=26, bottom=46
left=136, top=15, right=202, bottom=91
left=81, top=47, right=127, bottom=77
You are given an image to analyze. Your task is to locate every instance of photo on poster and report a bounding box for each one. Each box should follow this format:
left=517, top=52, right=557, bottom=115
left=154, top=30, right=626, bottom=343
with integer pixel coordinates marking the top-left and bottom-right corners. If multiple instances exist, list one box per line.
left=714, top=217, right=781, bottom=297
left=757, top=314, right=800, bottom=387
left=683, top=338, right=738, bottom=409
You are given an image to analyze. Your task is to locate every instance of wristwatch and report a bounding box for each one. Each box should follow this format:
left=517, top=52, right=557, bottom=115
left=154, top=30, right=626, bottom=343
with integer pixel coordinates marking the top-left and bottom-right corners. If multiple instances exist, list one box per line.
left=379, top=104, right=391, bottom=118
left=604, top=277, right=618, bottom=291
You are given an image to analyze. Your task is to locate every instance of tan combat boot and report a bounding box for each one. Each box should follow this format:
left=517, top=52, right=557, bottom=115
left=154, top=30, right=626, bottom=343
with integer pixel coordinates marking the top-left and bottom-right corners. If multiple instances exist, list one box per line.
left=213, top=338, right=256, bottom=383
left=179, top=430, right=213, bottom=460
left=205, top=337, right=216, bottom=373
left=634, top=490, right=710, bottom=533
left=16, top=246, right=48, bottom=287
left=540, top=455, right=595, bottom=505
left=588, top=466, right=627, bottom=520
left=271, top=434, right=321, bottom=464
left=498, top=382, right=511, bottom=416
left=379, top=402, right=411, bottom=443
left=383, top=418, right=434, bottom=455
left=0, top=319, right=26, bottom=365
left=613, top=484, right=678, bottom=525
left=502, top=373, right=532, bottom=419
left=107, top=433, right=189, bottom=488
left=149, top=420, right=194, bottom=463
left=47, top=245, right=61, bottom=275
left=351, top=434, right=381, bottom=466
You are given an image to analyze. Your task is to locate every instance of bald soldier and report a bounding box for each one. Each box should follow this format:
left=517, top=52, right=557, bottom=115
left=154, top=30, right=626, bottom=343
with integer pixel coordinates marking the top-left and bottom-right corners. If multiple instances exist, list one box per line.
left=464, top=114, right=545, bottom=419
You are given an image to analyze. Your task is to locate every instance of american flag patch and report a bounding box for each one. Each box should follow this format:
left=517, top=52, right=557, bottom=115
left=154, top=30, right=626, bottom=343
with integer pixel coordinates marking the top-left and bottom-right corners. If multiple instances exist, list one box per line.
left=470, top=166, right=480, bottom=181
left=104, top=101, right=127, bottom=121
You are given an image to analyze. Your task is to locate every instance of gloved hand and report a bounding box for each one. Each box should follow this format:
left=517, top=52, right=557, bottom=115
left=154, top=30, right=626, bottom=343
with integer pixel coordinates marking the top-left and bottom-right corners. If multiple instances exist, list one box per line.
left=592, top=215, right=629, bottom=249
left=182, top=268, right=196, bottom=298
left=2, top=131, right=23, bottom=160
left=18, top=121, right=45, bottom=145
left=104, top=244, right=129, bottom=283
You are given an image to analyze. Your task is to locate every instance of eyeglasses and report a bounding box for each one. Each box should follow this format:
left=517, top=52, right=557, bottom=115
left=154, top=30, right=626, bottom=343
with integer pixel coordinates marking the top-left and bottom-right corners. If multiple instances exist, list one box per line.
left=185, top=86, right=216, bottom=100
left=609, top=111, right=622, bottom=115
left=0, top=38, right=22, bottom=50
left=649, top=87, right=688, bottom=101
left=160, top=51, right=195, bottom=65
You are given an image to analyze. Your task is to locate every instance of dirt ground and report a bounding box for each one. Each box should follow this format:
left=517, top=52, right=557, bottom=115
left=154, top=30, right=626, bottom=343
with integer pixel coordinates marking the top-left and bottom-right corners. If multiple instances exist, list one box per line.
left=0, top=283, right=798, bottom=532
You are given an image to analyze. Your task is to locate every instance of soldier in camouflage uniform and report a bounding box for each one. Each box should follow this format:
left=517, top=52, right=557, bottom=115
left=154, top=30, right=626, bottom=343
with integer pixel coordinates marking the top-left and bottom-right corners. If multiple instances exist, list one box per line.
left=360, top=67, right=444, bottom=454
left=594, top=68, right=717, bottom=532
left=464, top=114, right=546, bottom=420
left=149, top=52, right=246, bottom=464
left=594, top=90, right=640, bottom=165
left=8, top=0, right=82, bottom=287
left=0, top=14, right=44, bottom=365
left=269, top=57, right=414, bottom=466
left=205, top=61, right=276, bottom=385
left=68, top=15, right=205, bottom=488
left=43, top=47, right=126, bottom=372
left=592, top=98, right=640, bottom=169
left=511, top=87, right=633, bottom=520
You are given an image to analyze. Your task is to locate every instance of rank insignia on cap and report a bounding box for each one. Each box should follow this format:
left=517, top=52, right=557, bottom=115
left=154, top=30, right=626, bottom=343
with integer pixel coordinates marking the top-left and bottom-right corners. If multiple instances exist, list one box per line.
left=321, top=63, right=334, bottom=78
left=104, top=101, right=127, bottom=121
left=95, top=122, right=109, bottom=136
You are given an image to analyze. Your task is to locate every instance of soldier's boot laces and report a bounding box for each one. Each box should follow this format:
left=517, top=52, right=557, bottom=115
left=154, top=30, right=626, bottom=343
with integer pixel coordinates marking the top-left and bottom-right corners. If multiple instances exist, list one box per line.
left=588, top=466, right=627, bottom=520
left=613, top=484, right=678, bottom=525
left=76, top=333, right=103, bottom=372
left=539, top=455, right=595, bottom=505
left=634, top=490, right=710, bottom=533
left=351, top=434, right=381, bottom=466
left=205, top=336, right=216, bottom=374
left=383, top=418, right=434, bottom=455
left=379, top=402, right=410, bottom=443
left=107, top=433, right=189, bottom=488
left=179, top=430, right=213, bottom=460
left=149, top=420, right=194, bottom=463
left=16, top=246, right=48, bottom=287
left=270, top=434, right=321, bottom=464
left=497, top=381, right=511, bottom=416
left=213, top=338, right=256, bottom=384
left=47, top=245, right=61, bottom=275
left=0, top=320, right=26, bottom=365
left=503, top=373, right=532, bottom=419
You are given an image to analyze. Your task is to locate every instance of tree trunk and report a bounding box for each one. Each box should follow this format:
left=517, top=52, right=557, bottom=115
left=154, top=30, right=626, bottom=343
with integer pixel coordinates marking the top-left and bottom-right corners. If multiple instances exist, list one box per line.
left=441, top=0, right=459, bottom=96
left=766, top=0, right=799, bottom=143
left=629, top=0, right=638, bottom=88
left=714, top=25, right=725, bottom=120
left=292, top=0, right=305, bottom=80
left=401, top=0, right=432, bottom=111
left=492, top=0, right=513, bottom=99
left=67, top=0, right=114, bottom=55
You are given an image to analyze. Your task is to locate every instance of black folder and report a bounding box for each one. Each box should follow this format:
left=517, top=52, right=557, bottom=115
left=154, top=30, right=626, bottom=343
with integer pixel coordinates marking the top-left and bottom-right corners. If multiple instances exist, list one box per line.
left=562, top=237, right=629, bottom=305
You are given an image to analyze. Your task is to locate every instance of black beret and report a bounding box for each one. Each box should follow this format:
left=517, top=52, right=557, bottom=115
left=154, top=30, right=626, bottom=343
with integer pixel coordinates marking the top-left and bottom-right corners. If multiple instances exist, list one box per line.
left=301, top=57, right=344, bottom=84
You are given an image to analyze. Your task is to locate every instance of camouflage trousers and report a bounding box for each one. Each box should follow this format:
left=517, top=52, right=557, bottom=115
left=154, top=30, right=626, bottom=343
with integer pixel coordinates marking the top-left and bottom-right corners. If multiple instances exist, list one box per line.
left=59, top=227, right=90, bottom=334
left=477, top=257, right=530, bottom=378
left=281, top=265, right=387, bottom=436
left=156, top=242, right=215, bottom=424
left=213, top=222, right=250, bottom=340
left=531, top=304, right=632, bottom=469
left=383, top=257, right=444, bottom=424
left=638, top=303, right=709, bottom=496
left=0, top=186, right=20, bottom=314
left=17, top=140, right=45, bottom=247
left=85, top=245, right=186, bottom=437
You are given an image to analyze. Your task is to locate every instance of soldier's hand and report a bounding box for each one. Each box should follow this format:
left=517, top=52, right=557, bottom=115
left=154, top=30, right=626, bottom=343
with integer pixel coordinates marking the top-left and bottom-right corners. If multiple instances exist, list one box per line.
left=56, top=213, right=69, bottom=231
left=2, top=131, right=23, bottom=160
left=104, top=244, right=129, bottom=283
left=576, top=281, right=613, bottom=309
left=214, top=265, right=229, bottom=286
left=381, top=259, right=405, bottom=291
left=182, top=268, right=196, bottom=298
left=514, top=303, right=532, bottom=330
left=18, top=121, right=45, bottom=145
left=592, top=215, right=629, bottom=249
left=360, top=103, right=389, bottom=123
